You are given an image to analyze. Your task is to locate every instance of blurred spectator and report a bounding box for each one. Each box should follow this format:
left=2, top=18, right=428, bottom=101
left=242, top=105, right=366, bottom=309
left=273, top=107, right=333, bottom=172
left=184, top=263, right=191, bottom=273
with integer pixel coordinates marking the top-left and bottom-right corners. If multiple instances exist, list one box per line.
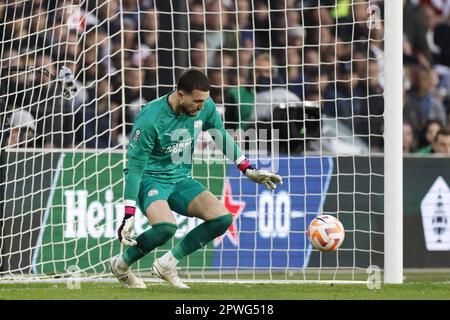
left=188, top=1, right=206, bottom=44
left=75, top=79, right=120, bottom=148
left=417, top=128, right=450, bottom=154
left=6, top=110, right=36, bottom=148
left=190, top=39, right=207, bottom=70
left=433, top=19, right=450, bottom=68
left=213, top=50, right=237, bottom=85
left=95, top=0, right=121, bottom=37
left=416, top=119, right=444, bottom=152
left=140, top=9, right=158, bottom=49
left=2, top=0, right=449, bottom=155
left=404, top=62, right=423, bottom=136
left=208, top=68, right=227, bottom=104
left=253, top=1, right=270, bottom=49
left=404, top=0, right=431, bottom=61
left=323, top=62, right=363, bottom=132
left=205, top=1, right=236, bottom=65
left=403, top=122, right=416, bottom=153
left=353, top=59, right=384, bottom=150
left=225, top=70, right=255, bottom=130
left=3, top=51, right=68, bottom=148
left=236, top=0, right=253, bottom=48
left=254, top=52, right=301, bottom=121
left=110, top=66, right=156, bottom=135
left=238, top=48, right=253, bottom=72
left=406, top=64, right=447, bottom=128
left=286, top=47, right=304, bottom=100
left=405, top=1, right=450, bottom=138
left=28, top=6, right=50, bottom=49
left=286, top=10, right=305, bottom=47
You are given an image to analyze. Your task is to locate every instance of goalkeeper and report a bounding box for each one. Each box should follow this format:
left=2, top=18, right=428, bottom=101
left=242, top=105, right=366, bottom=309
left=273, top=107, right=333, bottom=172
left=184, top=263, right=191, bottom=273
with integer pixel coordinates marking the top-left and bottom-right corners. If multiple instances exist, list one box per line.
left=109, top=69, right=282, bottom=289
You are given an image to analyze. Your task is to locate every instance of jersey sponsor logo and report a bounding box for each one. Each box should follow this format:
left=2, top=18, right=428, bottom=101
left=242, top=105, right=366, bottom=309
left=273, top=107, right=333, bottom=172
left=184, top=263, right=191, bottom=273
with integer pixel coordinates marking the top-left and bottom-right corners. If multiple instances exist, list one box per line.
left=420, top=176, right=450, bottom=251
left=194, top=120, right=203, bottom=129
left=160, top=139, right=193, bottom=154
left=148, top=189, right=159, bottom=197
left=164, top=128, right=189, bottom=137
left=133, top=129, right=141, bottom=143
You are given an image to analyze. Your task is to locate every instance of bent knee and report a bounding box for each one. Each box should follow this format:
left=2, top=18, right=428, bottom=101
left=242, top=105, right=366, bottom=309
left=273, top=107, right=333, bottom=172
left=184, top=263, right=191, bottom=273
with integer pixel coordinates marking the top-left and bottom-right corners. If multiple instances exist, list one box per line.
left=209, top=213, right=233, bottom=234
left=221, top=213, right=233, bottom=228
left=152, top=222, right=178, bottom=245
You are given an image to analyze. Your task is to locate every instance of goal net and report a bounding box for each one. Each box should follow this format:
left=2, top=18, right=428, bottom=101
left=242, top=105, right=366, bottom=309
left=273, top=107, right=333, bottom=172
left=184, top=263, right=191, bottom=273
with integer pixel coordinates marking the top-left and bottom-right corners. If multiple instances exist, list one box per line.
left=0, top=0, right=396, bottom=283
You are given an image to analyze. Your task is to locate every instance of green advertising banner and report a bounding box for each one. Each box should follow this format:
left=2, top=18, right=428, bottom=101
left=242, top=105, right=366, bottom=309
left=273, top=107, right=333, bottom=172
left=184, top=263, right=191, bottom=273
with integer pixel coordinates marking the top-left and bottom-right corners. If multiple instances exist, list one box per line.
left=32, top=152, right=226, bottom=275
left=3, top=152, right=449, bottom=276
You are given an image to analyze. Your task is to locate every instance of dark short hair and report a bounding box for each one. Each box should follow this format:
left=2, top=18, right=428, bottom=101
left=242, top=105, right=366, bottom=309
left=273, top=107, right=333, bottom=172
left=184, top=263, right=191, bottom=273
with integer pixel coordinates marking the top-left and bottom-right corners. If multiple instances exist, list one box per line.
left=435, top=128, right=450, bottom=142
left=176, top=68, right=210, bottom=93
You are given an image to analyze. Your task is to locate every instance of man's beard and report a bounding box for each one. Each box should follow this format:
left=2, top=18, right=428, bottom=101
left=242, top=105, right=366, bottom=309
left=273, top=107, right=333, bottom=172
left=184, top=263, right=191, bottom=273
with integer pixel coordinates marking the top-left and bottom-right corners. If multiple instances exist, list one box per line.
left=182, top=105, right=198, bottom=117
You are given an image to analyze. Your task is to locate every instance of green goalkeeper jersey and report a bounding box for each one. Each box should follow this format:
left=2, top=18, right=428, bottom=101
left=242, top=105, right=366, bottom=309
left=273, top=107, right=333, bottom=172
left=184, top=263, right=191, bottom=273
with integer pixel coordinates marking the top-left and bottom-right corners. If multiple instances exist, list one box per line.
left=124, top=91, right=245, bottom=203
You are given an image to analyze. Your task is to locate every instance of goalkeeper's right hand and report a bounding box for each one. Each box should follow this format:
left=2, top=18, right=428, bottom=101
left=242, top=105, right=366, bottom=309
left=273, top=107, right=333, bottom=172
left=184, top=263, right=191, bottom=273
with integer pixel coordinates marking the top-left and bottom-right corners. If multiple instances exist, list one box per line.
left=117, top=206, right=137, bottom=247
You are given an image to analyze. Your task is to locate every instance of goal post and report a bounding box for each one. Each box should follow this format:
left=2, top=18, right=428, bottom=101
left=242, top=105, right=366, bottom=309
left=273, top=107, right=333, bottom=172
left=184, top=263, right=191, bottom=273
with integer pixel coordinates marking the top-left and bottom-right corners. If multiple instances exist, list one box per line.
left=0, top=0, right=402, bottom=284
left=383, top=0, right=403, bottom=284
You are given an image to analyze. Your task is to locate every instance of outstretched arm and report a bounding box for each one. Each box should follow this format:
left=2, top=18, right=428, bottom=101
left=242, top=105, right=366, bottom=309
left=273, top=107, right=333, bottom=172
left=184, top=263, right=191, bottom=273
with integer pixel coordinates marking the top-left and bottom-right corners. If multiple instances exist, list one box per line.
left=237, top=158, right=283, bottom=190
left=204, top=101, right=283, bottom=190
left=119, top=116, right=156, bottom=246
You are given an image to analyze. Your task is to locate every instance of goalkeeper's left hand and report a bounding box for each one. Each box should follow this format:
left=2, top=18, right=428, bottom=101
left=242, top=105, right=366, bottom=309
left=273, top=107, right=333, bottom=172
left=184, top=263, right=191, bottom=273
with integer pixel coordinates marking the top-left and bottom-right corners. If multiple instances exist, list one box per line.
left=238, top=160, right=283, bottom=190
left=245, top=168, right=283, bottom=190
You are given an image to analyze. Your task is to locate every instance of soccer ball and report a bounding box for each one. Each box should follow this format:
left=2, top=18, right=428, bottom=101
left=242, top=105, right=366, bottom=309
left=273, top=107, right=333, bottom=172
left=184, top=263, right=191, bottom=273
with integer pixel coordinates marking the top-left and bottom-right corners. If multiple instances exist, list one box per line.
left=307, top=215, right=345, bottom=251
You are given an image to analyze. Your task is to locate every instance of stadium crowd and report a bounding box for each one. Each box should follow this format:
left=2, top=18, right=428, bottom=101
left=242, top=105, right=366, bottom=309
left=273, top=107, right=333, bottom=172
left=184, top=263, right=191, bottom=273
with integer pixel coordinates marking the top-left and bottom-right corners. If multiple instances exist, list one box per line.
left=1, top=0, right=450, bottom=154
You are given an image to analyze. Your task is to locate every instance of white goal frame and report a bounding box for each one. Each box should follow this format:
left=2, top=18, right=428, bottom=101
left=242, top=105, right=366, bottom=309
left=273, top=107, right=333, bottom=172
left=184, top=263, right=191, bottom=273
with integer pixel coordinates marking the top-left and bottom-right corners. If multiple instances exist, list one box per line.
left=0, top=0, right=404, bottom=285
left=383, top=0, right=403, bottom=284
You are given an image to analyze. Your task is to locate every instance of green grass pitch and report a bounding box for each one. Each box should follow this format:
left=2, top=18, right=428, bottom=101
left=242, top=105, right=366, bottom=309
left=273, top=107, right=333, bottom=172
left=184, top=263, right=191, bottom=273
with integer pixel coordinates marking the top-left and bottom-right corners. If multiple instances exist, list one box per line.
left=0, top=272, right=449, bottom=300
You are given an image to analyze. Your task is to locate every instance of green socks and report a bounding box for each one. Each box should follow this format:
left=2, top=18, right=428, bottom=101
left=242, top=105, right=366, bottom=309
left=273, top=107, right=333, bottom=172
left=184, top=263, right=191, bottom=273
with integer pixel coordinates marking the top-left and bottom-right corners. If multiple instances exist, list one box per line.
left=122, top=222, right=178, bottom=266
left=171, top=214, right=232, bottom=261
left=122, top=214, right=233, bottom=266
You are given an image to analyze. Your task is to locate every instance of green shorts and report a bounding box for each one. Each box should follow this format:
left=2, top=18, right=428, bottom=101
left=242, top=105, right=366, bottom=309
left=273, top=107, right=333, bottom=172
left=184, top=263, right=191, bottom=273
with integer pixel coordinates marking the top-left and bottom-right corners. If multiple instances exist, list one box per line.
left=137, top=176, right=206, bottom=216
